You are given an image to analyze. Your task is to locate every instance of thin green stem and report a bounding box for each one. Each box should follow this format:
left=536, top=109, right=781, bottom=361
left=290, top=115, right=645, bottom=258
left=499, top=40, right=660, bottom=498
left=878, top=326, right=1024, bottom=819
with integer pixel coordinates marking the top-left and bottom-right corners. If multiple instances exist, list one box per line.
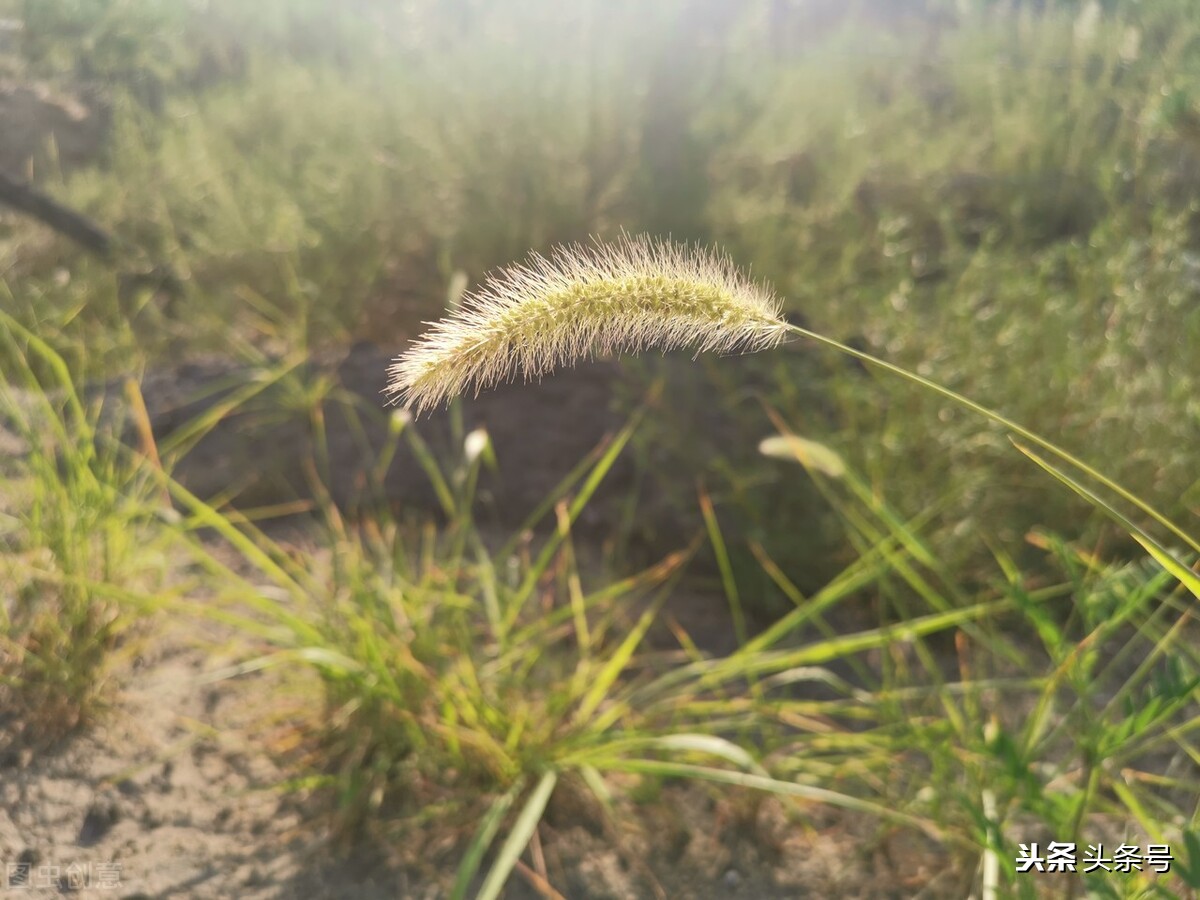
left=784, top=324, right=1199, bottom=555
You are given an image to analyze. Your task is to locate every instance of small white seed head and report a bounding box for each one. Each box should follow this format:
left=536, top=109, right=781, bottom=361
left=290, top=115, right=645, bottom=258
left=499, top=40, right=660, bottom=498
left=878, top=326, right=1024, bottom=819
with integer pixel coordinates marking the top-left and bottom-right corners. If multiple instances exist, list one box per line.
left=463, top=427, right=490, bottom=463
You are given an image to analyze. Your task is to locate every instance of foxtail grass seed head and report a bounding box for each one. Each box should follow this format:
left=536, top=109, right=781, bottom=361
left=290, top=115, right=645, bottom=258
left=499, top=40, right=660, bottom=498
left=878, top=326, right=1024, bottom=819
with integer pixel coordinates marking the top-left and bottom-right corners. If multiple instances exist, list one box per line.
left=386, top=235, right=789, bottom=413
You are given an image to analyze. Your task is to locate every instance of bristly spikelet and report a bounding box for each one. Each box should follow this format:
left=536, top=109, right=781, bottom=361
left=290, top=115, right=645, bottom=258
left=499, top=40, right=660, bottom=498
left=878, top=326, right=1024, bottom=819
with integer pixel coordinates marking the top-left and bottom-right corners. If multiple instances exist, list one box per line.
left=386, top=235, right=789, bottom=413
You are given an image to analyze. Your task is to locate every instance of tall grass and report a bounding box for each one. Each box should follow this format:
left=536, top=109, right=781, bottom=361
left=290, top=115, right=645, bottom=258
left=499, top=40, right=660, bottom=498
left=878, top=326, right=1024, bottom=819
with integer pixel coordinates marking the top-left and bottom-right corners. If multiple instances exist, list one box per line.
left=0, top=312, right=171, bottom=750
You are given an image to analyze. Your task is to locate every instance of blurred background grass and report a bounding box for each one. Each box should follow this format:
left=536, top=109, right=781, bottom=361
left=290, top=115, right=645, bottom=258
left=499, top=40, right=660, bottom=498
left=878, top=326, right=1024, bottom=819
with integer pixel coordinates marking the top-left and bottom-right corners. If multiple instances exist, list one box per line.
left=2, top=0, right=1196, bottom=590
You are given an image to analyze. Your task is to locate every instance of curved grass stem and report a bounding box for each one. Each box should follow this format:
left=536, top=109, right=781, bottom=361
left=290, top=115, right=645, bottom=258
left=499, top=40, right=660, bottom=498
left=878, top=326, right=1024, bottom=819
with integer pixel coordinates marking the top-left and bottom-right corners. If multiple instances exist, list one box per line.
left=784, top=323, right=1199, bottom=555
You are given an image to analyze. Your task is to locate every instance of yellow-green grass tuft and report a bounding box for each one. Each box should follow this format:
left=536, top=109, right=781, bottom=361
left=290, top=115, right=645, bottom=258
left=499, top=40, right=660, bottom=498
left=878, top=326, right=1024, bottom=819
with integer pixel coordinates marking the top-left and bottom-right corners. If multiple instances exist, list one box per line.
left=386, top=235, right=789, bottom=413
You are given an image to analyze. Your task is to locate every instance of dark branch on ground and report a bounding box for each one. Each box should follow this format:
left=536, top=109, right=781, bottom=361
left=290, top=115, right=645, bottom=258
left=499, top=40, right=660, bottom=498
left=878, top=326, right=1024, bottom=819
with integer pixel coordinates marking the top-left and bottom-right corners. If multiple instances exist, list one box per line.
left=0, top=169, right=114, bottom=258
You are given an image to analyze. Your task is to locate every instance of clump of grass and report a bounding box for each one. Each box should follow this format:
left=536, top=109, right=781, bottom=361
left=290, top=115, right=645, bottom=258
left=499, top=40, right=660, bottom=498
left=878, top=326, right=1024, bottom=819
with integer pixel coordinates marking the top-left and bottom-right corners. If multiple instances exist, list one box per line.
left=760, top=421, right=1200, bottom=897
left=387, top=235, right=789, bottom=413
left=179, top=390, right=1200, bottom=896
left=0, top=314, right=168, bottom=750
left=176, top=397, right=1001, bottom=896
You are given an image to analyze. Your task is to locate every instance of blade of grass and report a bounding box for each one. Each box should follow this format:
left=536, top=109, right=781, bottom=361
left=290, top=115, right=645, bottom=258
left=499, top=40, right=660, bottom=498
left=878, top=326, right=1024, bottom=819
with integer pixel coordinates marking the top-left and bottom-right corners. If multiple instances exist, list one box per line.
left=450, top=777, right=527, bottom=900
left=600, top=759, right=958, bottom=846
left=1133, top=537, right=1200, bottom=603
left=153, top=353, right=309, bottom=461
left=785, top=323, right=1200, bottom=556
left=1011, top=440, right=1198, bottom=599
left=698, top=485, right=747, bottom=647
left=573, top=589, right=667, bottom=725
left=475, top=771, right=558, bottom=900
left=501, top=411, right=642, bottom=637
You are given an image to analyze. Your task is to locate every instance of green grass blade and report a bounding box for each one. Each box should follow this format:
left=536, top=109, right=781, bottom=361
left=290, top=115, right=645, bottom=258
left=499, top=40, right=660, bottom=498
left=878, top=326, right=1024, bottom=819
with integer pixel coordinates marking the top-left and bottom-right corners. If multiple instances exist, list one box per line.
left=450, top=777, right=526, bottom=900
left=1133, top=536, right=1200, bottom=602
left=785, top=323, right=1200, bottom=557
left=567, top=734, right=768, bottom=775
left=574, top=590, right=665, bottom=724
left=404, top=424, right=458, bottom=519
left=1011, top=440, right=1198, bottom=597
left=475, top=770, right=558, bottom=900
left=494, top=432, right=611, bottom=562
left=155, top=353, right=308, bottom=461
left=601, top=759, right=958, bottom=847
left=502, top=411, right=641, bottom=636
left=698, top=486, right=746, bottom=647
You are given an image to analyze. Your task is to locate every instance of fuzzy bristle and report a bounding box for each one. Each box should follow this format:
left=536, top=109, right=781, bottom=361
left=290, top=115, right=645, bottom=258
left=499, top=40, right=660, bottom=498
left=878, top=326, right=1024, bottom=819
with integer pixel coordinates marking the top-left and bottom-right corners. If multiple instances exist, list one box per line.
left=386, top=235, right=788, bottom=413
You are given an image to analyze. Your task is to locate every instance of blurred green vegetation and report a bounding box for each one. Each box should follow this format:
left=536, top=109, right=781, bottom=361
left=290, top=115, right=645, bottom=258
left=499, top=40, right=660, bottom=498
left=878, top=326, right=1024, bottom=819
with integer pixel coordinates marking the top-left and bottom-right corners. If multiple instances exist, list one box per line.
left=1, top=0, right=1195, bottom=589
